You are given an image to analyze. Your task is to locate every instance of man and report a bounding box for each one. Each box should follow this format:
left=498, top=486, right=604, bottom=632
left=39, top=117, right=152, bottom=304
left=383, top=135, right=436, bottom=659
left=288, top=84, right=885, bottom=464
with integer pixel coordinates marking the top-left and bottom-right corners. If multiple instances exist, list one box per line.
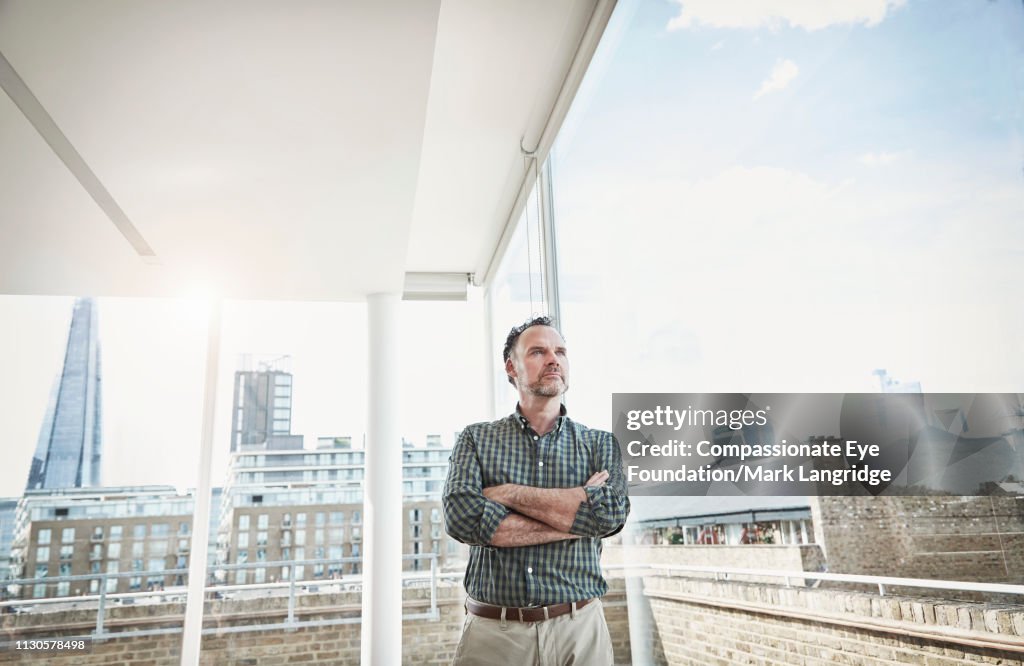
left=443, top=316, right=630, bottom=665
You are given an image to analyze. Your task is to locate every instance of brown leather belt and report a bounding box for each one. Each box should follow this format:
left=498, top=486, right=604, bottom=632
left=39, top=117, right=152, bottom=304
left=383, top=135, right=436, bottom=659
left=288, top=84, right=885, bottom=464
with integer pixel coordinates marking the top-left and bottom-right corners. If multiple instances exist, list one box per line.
left=465, top=597, right=594, bottom=623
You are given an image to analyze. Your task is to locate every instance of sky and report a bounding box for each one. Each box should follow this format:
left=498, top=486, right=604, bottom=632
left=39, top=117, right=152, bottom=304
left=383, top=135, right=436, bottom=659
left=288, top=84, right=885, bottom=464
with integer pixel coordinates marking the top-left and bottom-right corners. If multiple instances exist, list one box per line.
left=550, top=0, right=1024, bottom=427
left=2, top=0, right=1023, bottom=495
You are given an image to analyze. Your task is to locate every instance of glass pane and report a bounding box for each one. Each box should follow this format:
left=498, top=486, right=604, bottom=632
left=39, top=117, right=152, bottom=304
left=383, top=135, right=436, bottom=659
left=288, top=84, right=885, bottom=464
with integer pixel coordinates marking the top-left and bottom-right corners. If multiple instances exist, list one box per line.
left=550, top=0, right=1024, bottom=596
left=1, top=296, right=204, bottom=641
left=554, top=2, right=1024, bottom=419
left=398, top=301, right=484, bottom=573
left=205, top=300, right=367, bottom=656
left=486, top=183, right=550, bottom=416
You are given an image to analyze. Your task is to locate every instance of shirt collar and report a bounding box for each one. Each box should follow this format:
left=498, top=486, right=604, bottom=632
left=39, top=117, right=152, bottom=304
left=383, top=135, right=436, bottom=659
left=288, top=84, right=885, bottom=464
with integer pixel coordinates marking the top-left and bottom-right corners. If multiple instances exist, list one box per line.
left=513, top=403, right=567, bottom=435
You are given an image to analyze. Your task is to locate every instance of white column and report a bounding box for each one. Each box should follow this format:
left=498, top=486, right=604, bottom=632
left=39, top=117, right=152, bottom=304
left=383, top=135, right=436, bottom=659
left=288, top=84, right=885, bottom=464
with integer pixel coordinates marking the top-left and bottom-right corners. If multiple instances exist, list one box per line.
left=361, top=293, right=403, bottom=666
left=622, top=518, right=654, bottom=666
left=180, top=300, right=222, bottom=666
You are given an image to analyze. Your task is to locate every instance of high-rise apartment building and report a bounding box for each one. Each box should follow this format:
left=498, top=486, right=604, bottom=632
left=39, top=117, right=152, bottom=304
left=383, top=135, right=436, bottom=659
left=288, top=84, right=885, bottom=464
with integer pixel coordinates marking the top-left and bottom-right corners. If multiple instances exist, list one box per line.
left=25, top=298, right=103, bottom=490
left=5, top=486, right=223, bottom=601
left=7, top=487, right=195, bottom=599
left=215, top=434, right=464, bottom=585
left=230, top=356, right=298, bottom=452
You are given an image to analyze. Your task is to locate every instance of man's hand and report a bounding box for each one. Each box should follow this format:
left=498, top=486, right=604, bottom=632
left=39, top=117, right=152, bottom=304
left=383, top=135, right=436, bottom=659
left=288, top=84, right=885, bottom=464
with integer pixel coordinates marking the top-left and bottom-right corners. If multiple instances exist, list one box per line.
left=585, top=470, right=609, bottom=487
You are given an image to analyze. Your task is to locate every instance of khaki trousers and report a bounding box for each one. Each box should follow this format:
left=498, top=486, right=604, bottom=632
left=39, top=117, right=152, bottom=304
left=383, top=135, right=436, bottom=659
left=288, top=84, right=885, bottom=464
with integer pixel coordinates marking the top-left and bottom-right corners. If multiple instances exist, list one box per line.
left=451, top=598, right=615, bottom=666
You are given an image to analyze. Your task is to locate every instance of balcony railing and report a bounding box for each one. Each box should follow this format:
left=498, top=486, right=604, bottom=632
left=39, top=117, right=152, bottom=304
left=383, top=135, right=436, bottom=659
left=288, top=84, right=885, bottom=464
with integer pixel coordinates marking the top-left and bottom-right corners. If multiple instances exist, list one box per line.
left=0, top=553, right=441, bottom=647
left=8, top=560, right=1021, bottom=650
left=603, top=563, right=1024, bottom=598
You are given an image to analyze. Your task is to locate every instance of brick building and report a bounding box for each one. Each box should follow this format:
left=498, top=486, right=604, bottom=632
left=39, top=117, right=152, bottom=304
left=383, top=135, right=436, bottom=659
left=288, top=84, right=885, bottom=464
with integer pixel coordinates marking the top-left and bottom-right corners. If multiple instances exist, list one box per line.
left=214, top=434, right=465, bottom=586
left=7, top=486, right=197, bottom=599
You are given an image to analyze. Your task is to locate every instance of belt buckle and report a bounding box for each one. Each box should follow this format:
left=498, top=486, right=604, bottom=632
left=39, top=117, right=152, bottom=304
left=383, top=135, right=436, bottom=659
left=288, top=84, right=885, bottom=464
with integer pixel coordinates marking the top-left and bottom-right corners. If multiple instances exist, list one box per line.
left=517, top=605, right=550, bottom=622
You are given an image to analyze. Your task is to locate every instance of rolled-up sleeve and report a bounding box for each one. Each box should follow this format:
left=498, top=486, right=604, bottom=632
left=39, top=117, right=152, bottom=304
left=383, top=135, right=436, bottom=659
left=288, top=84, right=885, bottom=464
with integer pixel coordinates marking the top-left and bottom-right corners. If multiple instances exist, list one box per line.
left=569, top=431, right=630, bottom=538
left=443, top=428, right=510, bottom=546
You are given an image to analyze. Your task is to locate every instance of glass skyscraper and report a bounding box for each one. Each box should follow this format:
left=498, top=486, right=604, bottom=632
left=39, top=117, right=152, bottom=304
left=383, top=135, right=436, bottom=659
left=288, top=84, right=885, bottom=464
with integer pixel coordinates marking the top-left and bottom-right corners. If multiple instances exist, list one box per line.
left=25, top=298, right=103, bottom=490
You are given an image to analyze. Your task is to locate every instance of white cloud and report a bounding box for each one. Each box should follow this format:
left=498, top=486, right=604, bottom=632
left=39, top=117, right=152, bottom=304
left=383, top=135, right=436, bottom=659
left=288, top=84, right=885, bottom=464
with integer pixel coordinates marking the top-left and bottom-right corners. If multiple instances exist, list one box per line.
left=753, top=59, right=799, bottom=99
left=859, top=151, right=904, bottom=166
left=555, top=150, right=1024, bottom=395
left=667, top=0, right=906, bottom=32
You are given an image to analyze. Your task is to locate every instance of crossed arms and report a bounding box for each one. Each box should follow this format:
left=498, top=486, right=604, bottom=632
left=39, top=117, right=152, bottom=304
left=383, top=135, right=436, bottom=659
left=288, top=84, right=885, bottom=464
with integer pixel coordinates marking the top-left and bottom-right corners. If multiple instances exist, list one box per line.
left=483, top=471, right=608, bottom=546
left=443, top=428, right=630, bottom=548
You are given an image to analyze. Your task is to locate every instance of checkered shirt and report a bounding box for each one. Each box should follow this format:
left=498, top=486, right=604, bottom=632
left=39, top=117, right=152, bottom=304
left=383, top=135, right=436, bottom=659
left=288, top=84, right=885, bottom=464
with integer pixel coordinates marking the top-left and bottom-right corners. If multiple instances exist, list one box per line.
left=443, top=407, right=630, bottom=607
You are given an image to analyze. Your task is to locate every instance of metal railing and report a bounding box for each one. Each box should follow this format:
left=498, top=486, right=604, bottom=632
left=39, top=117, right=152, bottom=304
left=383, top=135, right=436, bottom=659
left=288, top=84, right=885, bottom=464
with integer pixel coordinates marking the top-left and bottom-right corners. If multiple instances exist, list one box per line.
left=0, top=553, right=445, bottom=646
left=604, top=563, right=1024, bottom=598
left=6, top=560, right=1021, bottom=648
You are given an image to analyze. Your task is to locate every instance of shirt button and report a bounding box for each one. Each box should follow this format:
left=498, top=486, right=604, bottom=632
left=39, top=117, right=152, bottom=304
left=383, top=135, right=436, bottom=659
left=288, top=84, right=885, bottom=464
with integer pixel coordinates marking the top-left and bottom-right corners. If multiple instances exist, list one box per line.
left=533, top=435, right=538, bottom=441
left=538, top=461, right=544, bottom=467
left=527, top=567, right=533, bottom=574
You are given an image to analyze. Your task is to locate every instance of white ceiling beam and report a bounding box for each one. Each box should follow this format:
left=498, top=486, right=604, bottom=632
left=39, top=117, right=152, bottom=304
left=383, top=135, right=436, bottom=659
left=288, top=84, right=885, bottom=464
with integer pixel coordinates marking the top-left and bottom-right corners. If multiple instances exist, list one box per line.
left=0, top=48, right=157, bottom=261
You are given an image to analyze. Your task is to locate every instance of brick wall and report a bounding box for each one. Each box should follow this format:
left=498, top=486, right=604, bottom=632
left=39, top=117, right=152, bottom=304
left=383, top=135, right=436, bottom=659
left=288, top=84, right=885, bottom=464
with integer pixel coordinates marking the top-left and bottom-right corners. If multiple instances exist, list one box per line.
left=644, top=575, right=1024, bottom=666
left=812, top=496, right=1024, bottom=583
left=1, top=582, right=632, bottom=665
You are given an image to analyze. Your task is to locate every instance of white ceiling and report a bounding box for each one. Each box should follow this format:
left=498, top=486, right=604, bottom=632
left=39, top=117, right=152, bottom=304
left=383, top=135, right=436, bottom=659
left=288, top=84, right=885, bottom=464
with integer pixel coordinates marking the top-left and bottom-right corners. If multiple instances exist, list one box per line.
left=0, top=0, right=605, bottom=300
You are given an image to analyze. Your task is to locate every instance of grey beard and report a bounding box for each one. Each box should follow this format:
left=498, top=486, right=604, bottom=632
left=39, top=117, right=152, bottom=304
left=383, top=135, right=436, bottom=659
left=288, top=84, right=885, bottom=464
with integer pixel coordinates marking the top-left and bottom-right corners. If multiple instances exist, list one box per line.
left=526, top=378, right=567, bottom=397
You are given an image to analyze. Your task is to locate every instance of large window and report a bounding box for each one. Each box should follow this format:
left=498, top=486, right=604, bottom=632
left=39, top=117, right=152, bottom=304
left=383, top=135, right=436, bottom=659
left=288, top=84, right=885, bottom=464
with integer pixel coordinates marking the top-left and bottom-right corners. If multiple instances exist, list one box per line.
left=1, top=295, right=205, bottom=631
left=552, top=0, right=1024, bottom=428
left=0, top=296, right=379, bottom=642
left=546, top=0, right=1024, bottom=591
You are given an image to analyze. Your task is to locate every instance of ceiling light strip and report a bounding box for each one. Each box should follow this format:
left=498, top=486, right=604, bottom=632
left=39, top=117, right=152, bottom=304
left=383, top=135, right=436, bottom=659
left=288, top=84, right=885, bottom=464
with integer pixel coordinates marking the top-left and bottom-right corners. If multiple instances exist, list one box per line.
left=0, top=49, right=157, bottom=260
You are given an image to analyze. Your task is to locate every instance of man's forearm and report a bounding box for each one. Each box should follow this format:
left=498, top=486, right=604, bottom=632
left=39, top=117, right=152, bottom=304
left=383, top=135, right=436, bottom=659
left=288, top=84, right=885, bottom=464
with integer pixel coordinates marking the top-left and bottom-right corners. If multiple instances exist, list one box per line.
left=489, top=512, right=580, bottom=547
left=484, top=484, right=586, bottom=533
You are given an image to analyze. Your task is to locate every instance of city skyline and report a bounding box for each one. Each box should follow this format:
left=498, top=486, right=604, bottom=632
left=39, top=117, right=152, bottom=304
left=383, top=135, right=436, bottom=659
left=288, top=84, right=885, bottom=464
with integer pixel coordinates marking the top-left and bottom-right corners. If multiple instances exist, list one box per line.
left=0, top=295, right=489, bottom=499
